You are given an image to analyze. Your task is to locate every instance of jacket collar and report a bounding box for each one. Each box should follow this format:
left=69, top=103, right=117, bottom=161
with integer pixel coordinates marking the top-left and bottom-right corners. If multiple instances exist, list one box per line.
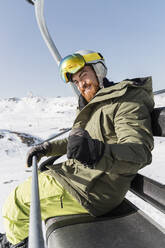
left=88, top=76, right=153, bottom=105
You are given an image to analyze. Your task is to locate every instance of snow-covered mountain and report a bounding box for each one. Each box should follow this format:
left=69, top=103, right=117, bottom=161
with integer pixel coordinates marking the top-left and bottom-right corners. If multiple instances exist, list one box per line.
left=0, top=93, right=165, bottom=233
left=0, top=95, right=77, bottom=157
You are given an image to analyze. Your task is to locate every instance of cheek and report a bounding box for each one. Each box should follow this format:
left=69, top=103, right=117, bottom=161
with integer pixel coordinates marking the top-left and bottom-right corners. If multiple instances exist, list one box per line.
left=89, top=74, right=99, bottom=87
left=92, top=82, right=100, bottom=92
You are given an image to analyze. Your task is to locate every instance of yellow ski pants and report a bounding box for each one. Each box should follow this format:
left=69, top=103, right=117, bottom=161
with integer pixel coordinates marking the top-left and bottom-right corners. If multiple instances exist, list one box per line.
left=2, top=172, right=88, bottom=245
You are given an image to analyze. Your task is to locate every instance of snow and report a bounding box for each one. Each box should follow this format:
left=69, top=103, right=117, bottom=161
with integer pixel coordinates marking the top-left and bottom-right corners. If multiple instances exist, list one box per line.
left=0, top=93, right=165, bottom=237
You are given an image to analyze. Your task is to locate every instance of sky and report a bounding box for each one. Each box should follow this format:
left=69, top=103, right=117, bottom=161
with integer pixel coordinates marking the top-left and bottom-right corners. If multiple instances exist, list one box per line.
left=0, top=0, right=165, bottom=98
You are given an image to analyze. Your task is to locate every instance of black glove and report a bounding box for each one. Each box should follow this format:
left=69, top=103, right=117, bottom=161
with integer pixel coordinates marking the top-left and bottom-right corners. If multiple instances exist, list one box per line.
left=26, top=142, right=51, bottom=167
left=67, top=128, right=105, bottom=168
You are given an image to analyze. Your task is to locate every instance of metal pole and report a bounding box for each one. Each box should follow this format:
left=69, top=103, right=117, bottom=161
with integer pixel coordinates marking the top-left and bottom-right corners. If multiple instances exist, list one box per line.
left=38, top=128, right=71, bottom=145
left=25, top=0, right=80, bottom=97
left=35, top=0, right=62, bottom=65
left=154, top=89, right=165, bottom=95
left=24, top=2, right=78, bottom=246
left=34, top=0, right=80, bottom=97
left=28, top=156, right=45, bottom=248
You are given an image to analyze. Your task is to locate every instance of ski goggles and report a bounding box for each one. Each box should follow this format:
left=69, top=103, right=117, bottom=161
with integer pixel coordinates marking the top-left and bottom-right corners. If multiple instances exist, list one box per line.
left=59, top=52, right=104, bottom=83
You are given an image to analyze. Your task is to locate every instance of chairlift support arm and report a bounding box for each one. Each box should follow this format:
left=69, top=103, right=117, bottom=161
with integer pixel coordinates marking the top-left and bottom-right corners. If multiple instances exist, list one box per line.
left=26, top=0, right=79, bottom=97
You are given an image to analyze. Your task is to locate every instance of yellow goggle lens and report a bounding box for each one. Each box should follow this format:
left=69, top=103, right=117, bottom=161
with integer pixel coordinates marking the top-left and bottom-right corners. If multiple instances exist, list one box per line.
left=59, top=54, right=85, bottom=83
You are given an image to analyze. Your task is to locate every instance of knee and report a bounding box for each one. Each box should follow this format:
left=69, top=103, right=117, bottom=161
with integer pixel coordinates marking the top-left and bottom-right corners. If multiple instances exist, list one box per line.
left=2, top=189, right=17, bottom=218
left=2, top=184, right=30, bottom=221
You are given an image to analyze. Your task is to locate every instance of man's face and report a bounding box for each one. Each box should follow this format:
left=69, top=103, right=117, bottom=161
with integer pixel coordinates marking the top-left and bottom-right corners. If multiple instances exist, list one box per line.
left=72, top=65, right=100, bottom=102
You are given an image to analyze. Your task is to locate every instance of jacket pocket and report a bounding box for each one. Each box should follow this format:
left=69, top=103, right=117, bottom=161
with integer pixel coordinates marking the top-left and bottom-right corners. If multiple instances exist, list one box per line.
left=61, top=159, right=104, bottom=193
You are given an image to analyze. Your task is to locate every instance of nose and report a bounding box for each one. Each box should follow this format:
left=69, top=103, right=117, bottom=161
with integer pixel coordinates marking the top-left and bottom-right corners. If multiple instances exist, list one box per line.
left=78, top=80, right=86, bottom=89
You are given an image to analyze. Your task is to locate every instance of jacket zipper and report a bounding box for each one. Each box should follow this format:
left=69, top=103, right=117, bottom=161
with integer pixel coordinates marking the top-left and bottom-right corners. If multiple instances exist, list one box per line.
left=60, top=196, right=63, bottom=208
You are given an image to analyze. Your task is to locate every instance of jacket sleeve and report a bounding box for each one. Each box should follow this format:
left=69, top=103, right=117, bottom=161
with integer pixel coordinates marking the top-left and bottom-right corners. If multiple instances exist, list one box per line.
left=104, top=88, right=154, bottom=172
left=46, top=138, right=68, bottom=157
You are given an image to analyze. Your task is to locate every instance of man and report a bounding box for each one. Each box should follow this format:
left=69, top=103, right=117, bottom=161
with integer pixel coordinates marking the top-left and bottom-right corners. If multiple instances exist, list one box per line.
left=1, top=50, right=154, bottom=247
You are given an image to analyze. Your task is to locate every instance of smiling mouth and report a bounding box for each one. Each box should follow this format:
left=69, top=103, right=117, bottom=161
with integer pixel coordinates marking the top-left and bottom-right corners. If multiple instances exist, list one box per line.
left=84, top=85, right=92, bottom=92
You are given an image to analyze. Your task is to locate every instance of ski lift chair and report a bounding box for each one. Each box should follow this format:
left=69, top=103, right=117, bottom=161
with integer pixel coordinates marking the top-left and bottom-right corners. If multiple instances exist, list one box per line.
left=44, top=107, right=165, bottom=248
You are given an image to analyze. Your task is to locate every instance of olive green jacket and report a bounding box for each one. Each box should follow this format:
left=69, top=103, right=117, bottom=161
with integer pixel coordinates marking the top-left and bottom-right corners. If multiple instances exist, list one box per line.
left=46, top=77, right=154, bottom=216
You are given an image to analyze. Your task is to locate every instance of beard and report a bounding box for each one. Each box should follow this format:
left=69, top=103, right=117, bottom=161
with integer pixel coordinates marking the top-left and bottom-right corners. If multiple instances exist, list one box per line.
left=81, top=83, right=100, bottom=102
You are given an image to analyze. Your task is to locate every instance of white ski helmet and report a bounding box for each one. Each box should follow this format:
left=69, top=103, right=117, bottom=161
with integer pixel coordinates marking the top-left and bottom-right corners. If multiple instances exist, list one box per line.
left=75, top=50, right=107, bottom=88
left=59, top=50, right=107, bottom=88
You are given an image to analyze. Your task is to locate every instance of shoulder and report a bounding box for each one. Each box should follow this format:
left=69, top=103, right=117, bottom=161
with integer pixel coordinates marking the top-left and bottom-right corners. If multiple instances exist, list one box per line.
left=116, top=76, right=153, bottom=92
